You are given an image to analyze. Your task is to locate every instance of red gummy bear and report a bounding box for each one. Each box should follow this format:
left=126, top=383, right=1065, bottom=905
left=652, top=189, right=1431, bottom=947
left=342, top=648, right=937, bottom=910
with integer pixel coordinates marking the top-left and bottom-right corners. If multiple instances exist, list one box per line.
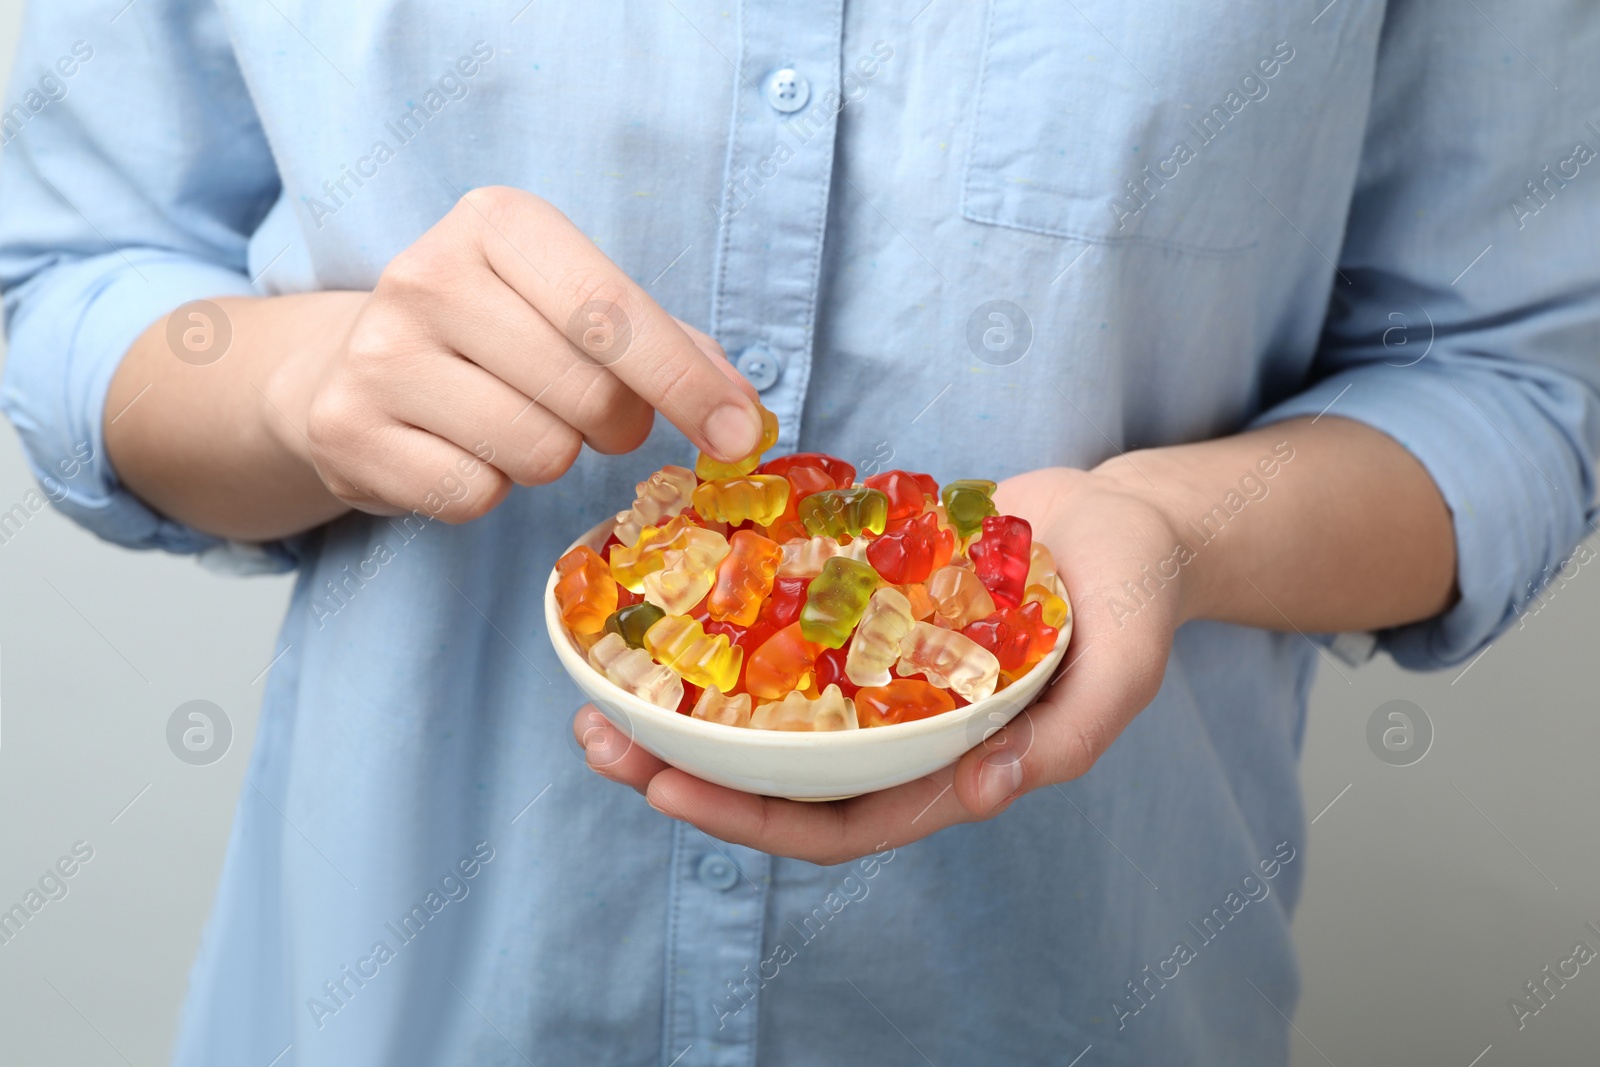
left=863, top=470, right=938, bottom=522
left=812, top=643, right=860, bottom=699
left=968, top=514, right=1032, bottom=608
left=865, top=510, right=941, bottom=584
left=961, top=601, right=1059, bottom=673
left=764, top=464, right=836, bottom=542
left=759, top=452, right=857, bottom=490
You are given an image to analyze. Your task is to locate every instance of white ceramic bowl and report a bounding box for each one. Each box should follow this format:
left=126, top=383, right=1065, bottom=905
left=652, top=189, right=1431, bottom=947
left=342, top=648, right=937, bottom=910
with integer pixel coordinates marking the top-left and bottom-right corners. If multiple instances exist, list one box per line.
left=546, top=518, right=1072, bottom=800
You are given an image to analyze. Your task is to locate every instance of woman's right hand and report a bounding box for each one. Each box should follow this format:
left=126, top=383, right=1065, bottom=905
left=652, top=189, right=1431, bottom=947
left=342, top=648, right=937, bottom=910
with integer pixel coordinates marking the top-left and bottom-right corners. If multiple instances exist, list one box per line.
left=268, top=185, right=763, bottom=522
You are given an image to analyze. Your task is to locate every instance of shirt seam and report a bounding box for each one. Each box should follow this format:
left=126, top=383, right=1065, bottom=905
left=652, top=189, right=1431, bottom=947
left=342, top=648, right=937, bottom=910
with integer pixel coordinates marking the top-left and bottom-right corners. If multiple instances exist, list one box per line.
left=660, top=820, right=687, bottom=1065
left=709, top=0, right=751, bottom=342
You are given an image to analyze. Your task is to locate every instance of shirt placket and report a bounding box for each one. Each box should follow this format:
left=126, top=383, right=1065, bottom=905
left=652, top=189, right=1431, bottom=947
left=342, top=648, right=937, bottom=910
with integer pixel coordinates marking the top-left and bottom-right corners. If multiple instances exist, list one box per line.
left=661, top=826, right=772, bottom=1066
left=707, top=0, right=844, bottom=458
left=660, top=7, right=843, bottom=1065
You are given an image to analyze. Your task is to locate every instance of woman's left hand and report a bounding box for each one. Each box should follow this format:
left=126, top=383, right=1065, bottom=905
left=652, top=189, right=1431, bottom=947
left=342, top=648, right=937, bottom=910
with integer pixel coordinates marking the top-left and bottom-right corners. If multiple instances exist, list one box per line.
left=571, top=464, right=1192, bottom=865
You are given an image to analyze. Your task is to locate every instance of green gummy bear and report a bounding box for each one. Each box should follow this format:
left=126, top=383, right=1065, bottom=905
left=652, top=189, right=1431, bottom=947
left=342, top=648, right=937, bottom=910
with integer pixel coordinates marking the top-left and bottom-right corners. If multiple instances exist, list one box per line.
left=798, top=488, right=889, bottom=540
left=799, top=557, right=881, bottom=648
left=604, top=602, right=666, bottom=649
left=941, top=479, right=999, bottom=540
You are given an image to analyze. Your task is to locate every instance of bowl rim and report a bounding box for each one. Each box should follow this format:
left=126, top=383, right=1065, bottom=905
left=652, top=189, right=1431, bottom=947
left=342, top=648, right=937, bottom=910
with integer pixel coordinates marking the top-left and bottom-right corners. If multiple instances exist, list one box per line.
left=545, top=516, right=1072, bottom=748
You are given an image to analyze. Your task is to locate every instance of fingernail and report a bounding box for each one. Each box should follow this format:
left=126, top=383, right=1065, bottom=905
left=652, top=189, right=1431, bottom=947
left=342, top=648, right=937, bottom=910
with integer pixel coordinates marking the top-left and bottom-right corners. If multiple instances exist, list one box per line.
left=705, top=402, right=761, bottom=460
left=977, top=752, right=1024, bottom=813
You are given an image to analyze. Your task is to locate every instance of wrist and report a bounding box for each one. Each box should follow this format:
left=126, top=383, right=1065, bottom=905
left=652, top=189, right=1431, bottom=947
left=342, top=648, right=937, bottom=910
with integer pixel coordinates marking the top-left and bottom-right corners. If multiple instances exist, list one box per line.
left=255, top=291, right=365, bottom=472
left=1088, top=451, right=1221, bottom=625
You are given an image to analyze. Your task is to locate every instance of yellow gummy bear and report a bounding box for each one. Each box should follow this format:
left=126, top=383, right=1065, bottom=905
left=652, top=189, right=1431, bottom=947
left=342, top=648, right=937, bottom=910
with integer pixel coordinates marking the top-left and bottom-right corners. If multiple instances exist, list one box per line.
left=694, top=404, right=780, bottom=480
left=1023, top=584, right=1070, bottom=629
left=613, top=465, right=697, bottom=547
left=643, top=614, right=744, bottom=693
left=608, top=515, right=729, bottom=593
left=692, top=474, right=791, bottom=527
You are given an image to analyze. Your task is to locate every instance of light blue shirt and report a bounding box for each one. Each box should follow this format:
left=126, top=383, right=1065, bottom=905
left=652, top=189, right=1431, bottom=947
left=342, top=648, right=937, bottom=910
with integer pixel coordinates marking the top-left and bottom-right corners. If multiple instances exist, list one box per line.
left=4, top=2, right=1599, bottom=1064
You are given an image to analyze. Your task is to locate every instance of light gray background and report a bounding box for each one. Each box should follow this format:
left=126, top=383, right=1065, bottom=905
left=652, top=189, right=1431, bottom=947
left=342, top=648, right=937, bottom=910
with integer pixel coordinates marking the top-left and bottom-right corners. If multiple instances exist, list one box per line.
left=2, top=7, right=1598, bottom=1066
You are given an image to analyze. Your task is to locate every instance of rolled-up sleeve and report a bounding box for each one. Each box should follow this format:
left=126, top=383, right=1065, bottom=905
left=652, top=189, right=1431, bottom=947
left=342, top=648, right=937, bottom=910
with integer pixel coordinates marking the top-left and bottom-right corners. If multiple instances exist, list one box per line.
left=1251, top=0, right=1600, bottom=669
left=0, top=0, right=281, bottom=553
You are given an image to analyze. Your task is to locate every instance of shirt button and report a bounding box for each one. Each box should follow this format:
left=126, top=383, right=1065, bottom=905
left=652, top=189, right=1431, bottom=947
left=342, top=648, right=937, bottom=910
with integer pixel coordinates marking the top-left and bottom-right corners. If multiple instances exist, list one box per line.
left=764, top=67, right=810, bottom=114
left=735, top=344, right=783, bottom=391
left=697, top=853, right=740, bottom=891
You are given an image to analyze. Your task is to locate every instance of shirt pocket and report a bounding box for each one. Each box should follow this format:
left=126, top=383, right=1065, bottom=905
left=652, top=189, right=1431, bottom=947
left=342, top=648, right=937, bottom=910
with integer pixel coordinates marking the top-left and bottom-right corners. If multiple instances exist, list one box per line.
left=962, top=0, right=1300, bottom=256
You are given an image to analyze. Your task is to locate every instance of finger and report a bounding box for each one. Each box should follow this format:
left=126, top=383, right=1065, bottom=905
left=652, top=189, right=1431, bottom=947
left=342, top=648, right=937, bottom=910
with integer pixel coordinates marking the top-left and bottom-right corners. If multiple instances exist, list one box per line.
left=385, top=350, right=588, bottom=487
left=572, top=705, right=669, bottom=792
left=453, top=187, right=765, bottom=460
left=951, top=588, right=1166, bottom=815
left=672, top=317, right=760, bottom=403
left=643, top=764, right=977, bottom=866
left=308, top=410, right=511, bottom=523
left=374, top=260, right=656, bottom=460
left=432, top=286, right=656, bottom=457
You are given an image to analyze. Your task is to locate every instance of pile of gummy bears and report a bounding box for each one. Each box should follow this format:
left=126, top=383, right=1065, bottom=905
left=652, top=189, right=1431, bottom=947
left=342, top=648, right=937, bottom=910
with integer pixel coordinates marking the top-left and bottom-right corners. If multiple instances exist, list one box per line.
left=553, top=406, right=1069, bottom=731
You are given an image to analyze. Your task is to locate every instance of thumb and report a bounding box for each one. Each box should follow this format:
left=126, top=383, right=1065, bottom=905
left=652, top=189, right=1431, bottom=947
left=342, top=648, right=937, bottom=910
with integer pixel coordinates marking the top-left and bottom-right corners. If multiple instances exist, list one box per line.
left=951, top=590, right=1168, bottom=816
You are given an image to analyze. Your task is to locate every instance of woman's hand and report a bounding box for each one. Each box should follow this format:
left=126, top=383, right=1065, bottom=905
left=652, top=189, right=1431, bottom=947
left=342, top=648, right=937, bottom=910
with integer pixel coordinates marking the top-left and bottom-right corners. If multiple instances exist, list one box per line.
left=268, top=186, right=762, bottom=522
left=571, top=464, right=1189, bottom=865
left=107, top=186, right=765, bottom=539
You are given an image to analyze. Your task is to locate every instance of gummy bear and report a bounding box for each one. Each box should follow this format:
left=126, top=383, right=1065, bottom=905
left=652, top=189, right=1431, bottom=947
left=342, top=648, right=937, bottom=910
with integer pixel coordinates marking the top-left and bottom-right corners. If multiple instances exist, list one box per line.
left=863, top=470, right=938, bottom=522
left=613, top=465, right=697, bottom=547
left=1025, top=542, right=1057, bottom=591
left=693, top=474, right=791, bottom=527
left=812, top=644, right=860, bottom=699
left=708, top=529, right=784, bottom=626
left=699, top=620, right=752, bottom=690
left=799, top=488, right=889, bottom=540
left=603, top=602, right=665, bottom=648
left=1024, top=584, right=1070, bottom=629
left=940, top=479, right=999, bottom=540
left=894, top=621, right=1000, bottom=702
left=865, top=510, right=942, bottom=584
left=800, top=557, right=880, bottom=648
left=709, top=574, right=805, bottom=691
left=761, top=464, right=836, bottom=543
left=755, top=575, right=809, bottom=633
left=968, top=514, right=1032, bottom=608
left=854, top=678, right=956, bottom=728
left=929, top=509, right=957, bottom=570
left=745, top=622, right=824, bottom=700
left=587, top=632, right=684, bottom=710
left=750, top=683, right=858, bottom=731
left=554, top=546, right=619, bottom=635
left=759, top=452, right=856, bottom=490
left=609, top=514, right=728, bottom=592
left=692, top=686, right=753, bottom=728
left=642, top=614, right=744, bottom=693
left=1014, top=599, right=1061, bottom=666
left=778, top=535, right=852, bottom=578
left=898, top=582, right=937, bottom=621
left=927, top=565, right=997, bottom=629
left=641, top=533, right=732, bottom=615
left=960, top=601, right=1057, bottom=673
left=844, top=586, right=915, bottom=687
left=694, top=404, right=780, bottom=480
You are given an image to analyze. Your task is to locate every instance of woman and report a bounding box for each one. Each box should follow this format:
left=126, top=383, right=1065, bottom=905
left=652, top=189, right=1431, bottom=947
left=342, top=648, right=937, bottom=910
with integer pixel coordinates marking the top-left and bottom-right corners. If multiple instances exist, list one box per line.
left=2, top=1, right=1596, bottom=1063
